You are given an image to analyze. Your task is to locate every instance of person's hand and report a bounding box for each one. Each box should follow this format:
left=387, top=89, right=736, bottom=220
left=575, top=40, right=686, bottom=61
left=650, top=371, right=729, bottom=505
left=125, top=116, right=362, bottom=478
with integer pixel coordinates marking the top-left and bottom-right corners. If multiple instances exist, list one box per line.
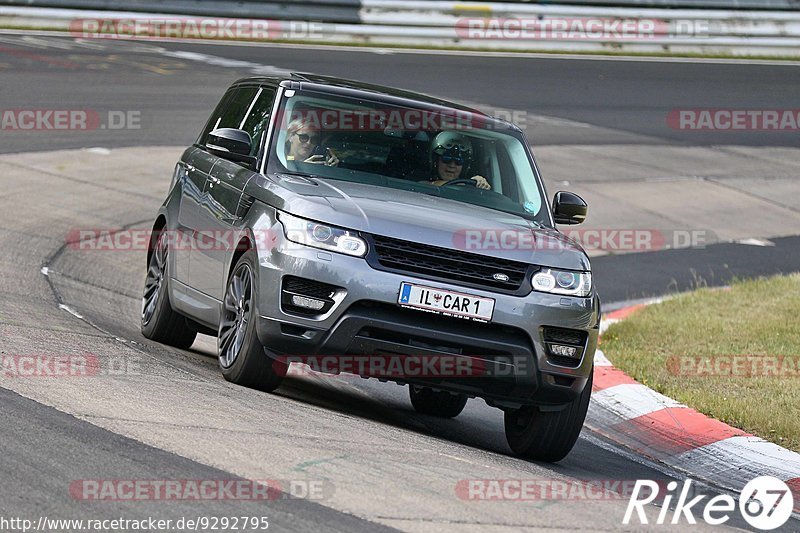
left=470, top=175, right=491, bottom=190
left=304, top=149, right=339, bottom=167
left=324, top=148, right=340, bottom=167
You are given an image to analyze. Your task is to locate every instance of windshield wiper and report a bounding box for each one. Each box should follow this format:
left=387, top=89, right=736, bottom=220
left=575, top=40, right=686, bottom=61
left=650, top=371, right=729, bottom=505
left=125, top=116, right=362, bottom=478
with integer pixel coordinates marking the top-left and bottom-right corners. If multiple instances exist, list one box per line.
left=276, top=171, right=323, bottom=181
left=527, top=219, right=547, bottom=229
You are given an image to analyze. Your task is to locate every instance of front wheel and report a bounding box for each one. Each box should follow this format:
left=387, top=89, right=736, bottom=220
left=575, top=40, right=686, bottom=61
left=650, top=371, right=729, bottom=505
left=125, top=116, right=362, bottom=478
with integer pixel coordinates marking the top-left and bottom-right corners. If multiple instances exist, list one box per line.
left=409, top=386, right=468, bottom=418
left=218, top=249, right=283, bottom=393
left=504, top=370, right=592, bottom=462
left=141, top=230, right=197, bottom=349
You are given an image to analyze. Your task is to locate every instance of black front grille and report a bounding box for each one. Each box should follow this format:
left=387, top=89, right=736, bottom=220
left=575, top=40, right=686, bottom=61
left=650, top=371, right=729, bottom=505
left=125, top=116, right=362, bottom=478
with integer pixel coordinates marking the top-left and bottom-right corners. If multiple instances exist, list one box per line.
left=281, top=276, right=340, bottom=316
left=543, top=327, right=586, bottom=346
left=542, top=327, right=587, bottom=368
left=283, top=276, right=338, bottom=300
left=367, top=234, right=529, bottom=292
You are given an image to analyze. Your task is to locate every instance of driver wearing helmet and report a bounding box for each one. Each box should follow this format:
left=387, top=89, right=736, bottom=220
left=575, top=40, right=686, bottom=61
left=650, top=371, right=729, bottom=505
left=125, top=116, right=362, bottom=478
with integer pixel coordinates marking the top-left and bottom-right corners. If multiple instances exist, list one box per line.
left=427, top=132, right=490, bottom=190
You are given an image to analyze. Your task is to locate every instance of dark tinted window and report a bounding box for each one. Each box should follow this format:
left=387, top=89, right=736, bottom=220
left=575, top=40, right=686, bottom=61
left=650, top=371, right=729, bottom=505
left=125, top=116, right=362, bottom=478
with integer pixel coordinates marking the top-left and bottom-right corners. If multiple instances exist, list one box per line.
left=197, top=86, right=259, bottom=147
left=196, top=88, right=234, bottom=145
left=198, top=86, right=274, bottom=156
left=240, top=88, right=276, bottom=156
left=216, top=87, right=259, bottom=131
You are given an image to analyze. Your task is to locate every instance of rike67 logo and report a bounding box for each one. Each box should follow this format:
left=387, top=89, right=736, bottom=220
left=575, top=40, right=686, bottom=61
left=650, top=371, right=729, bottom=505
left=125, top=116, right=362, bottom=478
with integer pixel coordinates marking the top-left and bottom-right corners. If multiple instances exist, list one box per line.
left=624, top=476, right=794, bottom=530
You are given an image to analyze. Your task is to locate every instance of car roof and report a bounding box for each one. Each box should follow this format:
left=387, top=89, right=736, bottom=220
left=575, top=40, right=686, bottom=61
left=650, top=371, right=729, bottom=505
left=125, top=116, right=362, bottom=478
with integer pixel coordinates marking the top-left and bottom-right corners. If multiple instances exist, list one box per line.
left=230, top=73, right=516, bottom=129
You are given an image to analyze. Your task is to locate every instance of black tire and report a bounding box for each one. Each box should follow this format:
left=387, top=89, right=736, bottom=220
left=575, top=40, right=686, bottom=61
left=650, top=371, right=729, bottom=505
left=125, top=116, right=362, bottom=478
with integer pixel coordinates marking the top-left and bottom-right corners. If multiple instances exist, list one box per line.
left=409, top=386, right=468, bottom=418
left=218, top=249, right=283, bottom=393
left=504, top=370, right=593, bottom=462
left=141, top=230, right=197, bottom=349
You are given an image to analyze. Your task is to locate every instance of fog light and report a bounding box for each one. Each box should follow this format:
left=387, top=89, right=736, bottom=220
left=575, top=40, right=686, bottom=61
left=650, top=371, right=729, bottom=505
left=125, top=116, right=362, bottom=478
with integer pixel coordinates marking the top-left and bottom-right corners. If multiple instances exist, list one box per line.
left=291, top=295, right=325, bottom=311
left=549, top=344, right=579, bottom=358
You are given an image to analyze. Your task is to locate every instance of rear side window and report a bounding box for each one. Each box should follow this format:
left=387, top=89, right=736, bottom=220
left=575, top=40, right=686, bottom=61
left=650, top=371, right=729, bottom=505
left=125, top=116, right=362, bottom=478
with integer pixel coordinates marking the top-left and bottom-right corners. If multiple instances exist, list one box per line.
left=215, top=87, right=260, bottom=131
left=196, top=88, right=234, bottom=146
left=240, top=88, right=276, bottom=156
left=197, top=86, right=258, bottom=146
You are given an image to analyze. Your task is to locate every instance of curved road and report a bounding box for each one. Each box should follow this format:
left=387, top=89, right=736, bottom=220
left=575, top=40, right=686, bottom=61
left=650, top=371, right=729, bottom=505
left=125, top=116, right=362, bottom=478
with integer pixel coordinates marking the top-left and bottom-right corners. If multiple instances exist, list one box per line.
left=1, top=33, right=798, bottom=531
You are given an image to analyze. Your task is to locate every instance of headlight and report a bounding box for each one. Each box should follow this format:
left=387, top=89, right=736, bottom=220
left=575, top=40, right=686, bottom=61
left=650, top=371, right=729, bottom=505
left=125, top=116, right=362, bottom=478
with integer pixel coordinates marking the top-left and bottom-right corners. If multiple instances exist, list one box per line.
left=278, top=212, right=367, bottom=257
left=531, top=268, right=592, bottom=297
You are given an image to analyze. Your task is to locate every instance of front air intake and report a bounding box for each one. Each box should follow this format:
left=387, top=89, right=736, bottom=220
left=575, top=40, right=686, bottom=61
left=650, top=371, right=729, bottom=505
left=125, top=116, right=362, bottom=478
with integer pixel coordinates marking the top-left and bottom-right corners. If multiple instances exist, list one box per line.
left=542, top=327, right=587, bottom=368
left=281, top=276, right=340, bottom=316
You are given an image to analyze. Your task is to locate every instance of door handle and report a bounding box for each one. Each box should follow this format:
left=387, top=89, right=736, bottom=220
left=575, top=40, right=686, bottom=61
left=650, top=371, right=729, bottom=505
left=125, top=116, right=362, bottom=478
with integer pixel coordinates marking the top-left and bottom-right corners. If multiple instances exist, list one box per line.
left=209, top=176, right=221, bottom=184
left=185, top=163, right=196, bottom=172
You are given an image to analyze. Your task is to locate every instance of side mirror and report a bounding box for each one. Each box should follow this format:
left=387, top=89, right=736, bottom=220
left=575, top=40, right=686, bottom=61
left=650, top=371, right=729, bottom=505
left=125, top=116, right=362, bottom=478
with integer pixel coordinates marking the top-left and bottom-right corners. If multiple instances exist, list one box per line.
left=552, top=191, right=587, bottom=225
left=206, top=128, right=257, bottom=169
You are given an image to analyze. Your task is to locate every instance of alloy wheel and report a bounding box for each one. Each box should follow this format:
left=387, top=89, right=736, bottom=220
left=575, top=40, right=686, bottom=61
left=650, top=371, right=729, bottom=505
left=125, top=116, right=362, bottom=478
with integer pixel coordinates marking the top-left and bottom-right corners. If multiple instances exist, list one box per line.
left=142, top=233, right=167, bottom=327
left=219, top=263, right=253, bottom=368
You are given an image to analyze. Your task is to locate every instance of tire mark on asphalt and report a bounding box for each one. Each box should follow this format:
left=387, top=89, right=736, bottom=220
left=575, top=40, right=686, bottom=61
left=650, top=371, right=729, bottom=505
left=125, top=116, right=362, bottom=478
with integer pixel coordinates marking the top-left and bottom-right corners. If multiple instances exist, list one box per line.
left=4, top=160, right=164, bottom=201
left=39, top=216, right=205, bottom=382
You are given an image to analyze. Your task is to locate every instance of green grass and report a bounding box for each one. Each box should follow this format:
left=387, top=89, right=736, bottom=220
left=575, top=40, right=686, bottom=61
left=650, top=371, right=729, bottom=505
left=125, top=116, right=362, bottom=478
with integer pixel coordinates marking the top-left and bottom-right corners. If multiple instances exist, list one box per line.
left=602, top=274, right=800, bottom=452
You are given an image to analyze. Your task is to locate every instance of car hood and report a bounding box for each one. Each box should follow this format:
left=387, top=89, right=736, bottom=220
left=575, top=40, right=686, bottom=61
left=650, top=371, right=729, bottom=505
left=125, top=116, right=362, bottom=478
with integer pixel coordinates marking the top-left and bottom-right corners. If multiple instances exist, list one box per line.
left=252, top=174, right=589, bottom=271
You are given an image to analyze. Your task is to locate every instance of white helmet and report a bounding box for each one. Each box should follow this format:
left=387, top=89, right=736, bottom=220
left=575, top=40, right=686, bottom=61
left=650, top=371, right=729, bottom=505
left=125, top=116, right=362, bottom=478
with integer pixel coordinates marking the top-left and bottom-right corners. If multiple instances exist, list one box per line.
left=431, top=131, right=473, bottom=164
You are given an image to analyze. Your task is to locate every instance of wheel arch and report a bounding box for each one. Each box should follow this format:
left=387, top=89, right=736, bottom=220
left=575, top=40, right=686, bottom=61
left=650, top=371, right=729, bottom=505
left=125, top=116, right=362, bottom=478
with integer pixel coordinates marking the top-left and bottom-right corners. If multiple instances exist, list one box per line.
left=227, top=233, right=254, bottom=283
left=146, top=215, right=168, bottom=265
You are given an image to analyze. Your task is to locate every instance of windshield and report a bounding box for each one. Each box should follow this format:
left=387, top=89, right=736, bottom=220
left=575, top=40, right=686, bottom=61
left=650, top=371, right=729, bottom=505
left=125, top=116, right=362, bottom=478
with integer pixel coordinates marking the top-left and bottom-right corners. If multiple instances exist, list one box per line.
left=267, top=89, right=550, bottom=225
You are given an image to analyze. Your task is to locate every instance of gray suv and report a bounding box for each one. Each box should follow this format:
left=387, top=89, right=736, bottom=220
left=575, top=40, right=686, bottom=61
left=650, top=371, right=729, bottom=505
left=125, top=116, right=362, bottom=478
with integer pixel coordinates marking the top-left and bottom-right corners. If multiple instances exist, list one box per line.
left=142, top=74, right=599, bottom=461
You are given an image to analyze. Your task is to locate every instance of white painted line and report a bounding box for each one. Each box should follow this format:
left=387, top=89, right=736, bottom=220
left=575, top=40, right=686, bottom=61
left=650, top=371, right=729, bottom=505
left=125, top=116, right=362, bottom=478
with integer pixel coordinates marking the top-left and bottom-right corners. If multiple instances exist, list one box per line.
left=159, top=50, right=291, bottom=76
left=58, top=304, right=84, bottom=319
left=592, top=383, right=685, bottom=420
left=735, top=237, right=775, bottom=247
left=84, top=147, right=111, bottom=155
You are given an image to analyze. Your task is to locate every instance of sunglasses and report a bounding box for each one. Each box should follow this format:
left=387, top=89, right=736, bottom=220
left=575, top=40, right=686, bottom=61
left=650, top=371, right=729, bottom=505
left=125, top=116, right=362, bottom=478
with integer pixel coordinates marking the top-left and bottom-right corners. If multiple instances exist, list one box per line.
left=440, top=155, right=467, bottom=165
left=295, top=133, right=318, bottom=144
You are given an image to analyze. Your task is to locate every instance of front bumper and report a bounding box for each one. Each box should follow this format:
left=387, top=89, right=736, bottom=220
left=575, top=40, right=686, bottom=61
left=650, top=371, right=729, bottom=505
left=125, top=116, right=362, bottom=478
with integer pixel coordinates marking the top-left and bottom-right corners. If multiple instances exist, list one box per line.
left=253, top=221, right=599, bottom=409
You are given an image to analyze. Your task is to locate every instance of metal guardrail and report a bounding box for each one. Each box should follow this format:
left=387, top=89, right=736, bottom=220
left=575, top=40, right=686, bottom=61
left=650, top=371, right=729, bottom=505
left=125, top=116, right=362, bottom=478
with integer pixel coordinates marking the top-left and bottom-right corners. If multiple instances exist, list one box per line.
left=542, top=0, right=800, bottom=9
left=0, top=0, right=798, bottom=13
left=0, top=0, right=363, bottom=22
left=475, top=0, right=800, bottom=9
left=1, top=1, right=800, bottom=55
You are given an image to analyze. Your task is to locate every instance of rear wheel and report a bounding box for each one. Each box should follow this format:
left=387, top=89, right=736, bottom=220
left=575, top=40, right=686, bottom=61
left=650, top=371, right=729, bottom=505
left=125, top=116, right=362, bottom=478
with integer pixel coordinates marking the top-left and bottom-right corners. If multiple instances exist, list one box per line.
left=218, top=249, right=283, bottom=393
left=141, top=231, right=197, bottom=349
left=504, top=370, right=592, bottom=462
left=409, top=386, right=468, bottom=418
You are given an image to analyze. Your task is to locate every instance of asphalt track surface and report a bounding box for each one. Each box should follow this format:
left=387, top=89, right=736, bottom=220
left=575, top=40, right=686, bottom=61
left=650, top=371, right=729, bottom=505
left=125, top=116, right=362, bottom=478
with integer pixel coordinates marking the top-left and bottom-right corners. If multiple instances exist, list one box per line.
left=1, top=34, right=798, bottom=531
left=1, top=388, right=390, bottom=532
left=2, top=33, right=800, bottom=151
left=2, top=34, right=799, bottom=301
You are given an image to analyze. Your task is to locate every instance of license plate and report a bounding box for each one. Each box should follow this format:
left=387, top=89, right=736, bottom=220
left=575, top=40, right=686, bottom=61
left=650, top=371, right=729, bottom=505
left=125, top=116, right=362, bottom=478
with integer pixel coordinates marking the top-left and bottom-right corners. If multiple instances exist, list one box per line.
left=398, top=282, right=495, bottom=322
